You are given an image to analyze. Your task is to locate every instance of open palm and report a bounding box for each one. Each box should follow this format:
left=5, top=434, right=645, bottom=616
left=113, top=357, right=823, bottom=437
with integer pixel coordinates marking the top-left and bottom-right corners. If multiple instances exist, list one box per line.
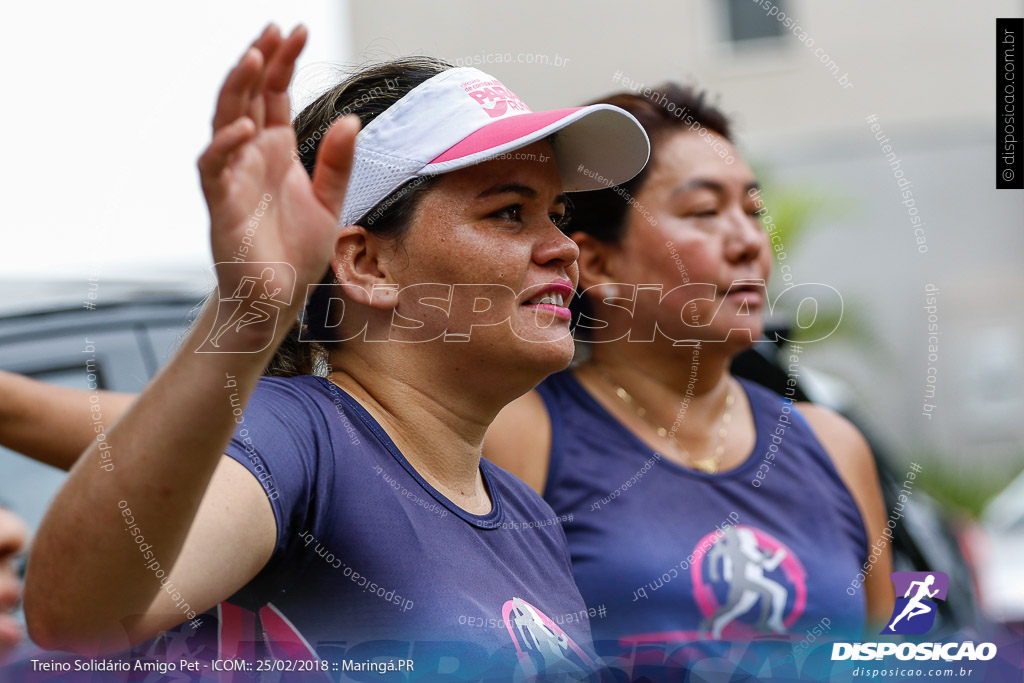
left=198, top=25, right=358, bottom=309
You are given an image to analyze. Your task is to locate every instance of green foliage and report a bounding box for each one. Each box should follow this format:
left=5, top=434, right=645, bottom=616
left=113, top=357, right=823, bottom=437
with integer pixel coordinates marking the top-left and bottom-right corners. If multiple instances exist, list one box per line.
left=908, top=457, right=1024, bottom=519
left=750, top=164, right=857, bottom=266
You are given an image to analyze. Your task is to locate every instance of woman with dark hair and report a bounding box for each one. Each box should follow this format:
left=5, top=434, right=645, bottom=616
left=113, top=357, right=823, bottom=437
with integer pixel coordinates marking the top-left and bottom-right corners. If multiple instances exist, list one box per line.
left=485, top=84, right=894, bottom=666
left=15, top=24, right=649, bottom=679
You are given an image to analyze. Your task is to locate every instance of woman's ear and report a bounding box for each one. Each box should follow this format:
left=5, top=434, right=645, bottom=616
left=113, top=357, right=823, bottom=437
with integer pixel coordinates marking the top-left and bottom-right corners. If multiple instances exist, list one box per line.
left=570, top=231, right=619, bottom=297
left=330, top=225, right=399, bottom=309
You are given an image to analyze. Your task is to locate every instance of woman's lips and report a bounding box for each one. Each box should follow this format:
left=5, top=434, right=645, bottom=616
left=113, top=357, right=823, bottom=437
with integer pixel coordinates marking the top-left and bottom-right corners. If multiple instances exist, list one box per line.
left=724, top=289, right=764, bottom=307
left=521, top=279, right=574, bottom=321
left=722, top=279, right=766, bottom=308
left=523, top=302, right=572, bottom=320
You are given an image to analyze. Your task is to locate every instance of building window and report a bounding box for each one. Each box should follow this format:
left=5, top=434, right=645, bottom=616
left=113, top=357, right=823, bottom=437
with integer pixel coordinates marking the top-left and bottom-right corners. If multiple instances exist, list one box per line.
left=721, top=0, right=788, bottom=47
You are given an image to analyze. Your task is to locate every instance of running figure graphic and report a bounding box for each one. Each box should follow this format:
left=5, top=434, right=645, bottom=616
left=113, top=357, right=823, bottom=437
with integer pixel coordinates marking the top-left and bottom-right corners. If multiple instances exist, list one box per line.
left=509, top=598, right=572, bottom=664
left=703, top=526, right=789, bottom=639
left=505, top=597, right=591, bottom=680
left=207, top=267, right=285, bottom=348
left=887, top=574, right=939, bottom=632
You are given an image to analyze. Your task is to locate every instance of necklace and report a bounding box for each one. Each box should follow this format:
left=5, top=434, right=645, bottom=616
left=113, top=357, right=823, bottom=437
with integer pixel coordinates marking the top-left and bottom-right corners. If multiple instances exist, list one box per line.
left=591, top=365, right=735, bottom=474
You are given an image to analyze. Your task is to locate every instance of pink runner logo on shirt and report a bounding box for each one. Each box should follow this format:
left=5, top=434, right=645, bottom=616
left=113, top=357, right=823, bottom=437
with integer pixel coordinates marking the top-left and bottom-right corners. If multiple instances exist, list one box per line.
left=502, top=597, right=596, bottom=680
left=460, top=78, right=530, bottom=118
left=692, top=525, right=808, bottom=640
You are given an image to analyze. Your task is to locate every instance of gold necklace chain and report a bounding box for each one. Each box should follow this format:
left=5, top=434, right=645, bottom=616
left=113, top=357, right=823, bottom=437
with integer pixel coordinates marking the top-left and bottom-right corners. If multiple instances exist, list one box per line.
left=591, top=365, right=735, bottom=474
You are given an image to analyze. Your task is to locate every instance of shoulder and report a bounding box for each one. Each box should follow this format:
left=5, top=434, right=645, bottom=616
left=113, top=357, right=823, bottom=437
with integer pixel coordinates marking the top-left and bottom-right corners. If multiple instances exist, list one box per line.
left=794, top=402, right=895, bottom=616
left=243, top=376, right=342, bottom=435
left=228, top=375, right=341, bottom=478
left=794, top=402, right=880, bottom=502
left=795, top=403, right=872, bottom=465
left=223, top=377, right=342, bottom=578
left=484, top=389, right=551, bottom=494
left=249, top=374, right=329, bottom=410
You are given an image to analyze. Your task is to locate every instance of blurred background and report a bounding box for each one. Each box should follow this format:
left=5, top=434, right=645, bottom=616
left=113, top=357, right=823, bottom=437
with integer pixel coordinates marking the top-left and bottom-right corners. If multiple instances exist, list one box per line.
left=1, top=0, right=1022, bottom=640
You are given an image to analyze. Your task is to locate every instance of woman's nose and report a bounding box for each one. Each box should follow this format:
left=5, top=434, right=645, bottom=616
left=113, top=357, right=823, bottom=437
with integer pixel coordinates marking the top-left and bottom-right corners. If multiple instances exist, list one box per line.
left=724, top=209, right=763, bottom=263
left=534, top=224, right=580, bottom=269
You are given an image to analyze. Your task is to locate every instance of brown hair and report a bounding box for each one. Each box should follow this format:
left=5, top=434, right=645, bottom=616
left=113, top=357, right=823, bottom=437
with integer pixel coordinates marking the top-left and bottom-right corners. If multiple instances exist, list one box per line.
left=261, top=57, right=453, bottom=377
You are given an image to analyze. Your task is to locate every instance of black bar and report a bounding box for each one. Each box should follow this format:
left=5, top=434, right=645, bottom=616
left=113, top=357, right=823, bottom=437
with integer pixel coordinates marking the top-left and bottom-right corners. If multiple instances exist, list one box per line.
left=997, top=18, right=1023, bottom=189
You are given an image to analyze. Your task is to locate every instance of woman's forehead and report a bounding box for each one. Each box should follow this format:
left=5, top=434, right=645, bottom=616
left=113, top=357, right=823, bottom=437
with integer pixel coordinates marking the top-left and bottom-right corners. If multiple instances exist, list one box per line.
left=653, top=131, right=755, bottom=189
left=435, top=140, right=564, bottom=199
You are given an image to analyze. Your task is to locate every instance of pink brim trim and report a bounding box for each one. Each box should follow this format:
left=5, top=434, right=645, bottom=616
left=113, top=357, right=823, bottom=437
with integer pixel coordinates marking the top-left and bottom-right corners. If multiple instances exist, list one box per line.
left=429, top=107, right=584, bottom=164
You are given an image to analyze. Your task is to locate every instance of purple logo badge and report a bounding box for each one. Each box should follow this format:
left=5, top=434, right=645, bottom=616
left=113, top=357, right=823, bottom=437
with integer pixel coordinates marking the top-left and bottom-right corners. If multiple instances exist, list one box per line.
left=881, top=571, right=949, bottom=635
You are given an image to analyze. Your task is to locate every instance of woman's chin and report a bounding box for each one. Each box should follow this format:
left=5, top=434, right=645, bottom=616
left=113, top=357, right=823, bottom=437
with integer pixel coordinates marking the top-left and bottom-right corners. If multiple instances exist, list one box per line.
left=507, top=327, right=576, bottom=376
left=721, top=326, right=765, bottom=348
left=456, top=323, right=575, bottom=384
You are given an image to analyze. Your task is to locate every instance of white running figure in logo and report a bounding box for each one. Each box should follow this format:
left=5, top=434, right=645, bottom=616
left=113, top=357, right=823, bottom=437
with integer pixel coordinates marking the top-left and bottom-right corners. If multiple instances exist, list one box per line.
left=507, top=598, right=586, bottom=678
left=888, top=574, right=939, bottom=631
left=703, top=526, right=789, bottom=639
left=209, top=267, right=283, bottom=347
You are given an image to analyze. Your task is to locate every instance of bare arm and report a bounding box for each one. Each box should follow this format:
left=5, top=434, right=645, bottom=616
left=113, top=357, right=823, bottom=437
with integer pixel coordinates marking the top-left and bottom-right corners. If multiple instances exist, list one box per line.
left=25, top=287, right=283, bottom=655
left=797, top=402, right=895, bottom=632
left=0, top=370, right=135, bottom=470
left=483, top=389, right=551, bottom=494
left=24, top=24, right=359, bottom=654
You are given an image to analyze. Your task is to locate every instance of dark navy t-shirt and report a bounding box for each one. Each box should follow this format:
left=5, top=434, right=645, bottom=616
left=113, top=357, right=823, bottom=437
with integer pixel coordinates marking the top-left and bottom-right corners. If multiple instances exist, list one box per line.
left=221, top=375, right=600, bottom=681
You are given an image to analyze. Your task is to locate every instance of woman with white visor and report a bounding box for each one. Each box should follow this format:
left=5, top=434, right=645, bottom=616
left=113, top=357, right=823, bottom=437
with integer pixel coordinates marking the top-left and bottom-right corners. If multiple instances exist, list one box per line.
left=16, top=24, right=648, bottom=680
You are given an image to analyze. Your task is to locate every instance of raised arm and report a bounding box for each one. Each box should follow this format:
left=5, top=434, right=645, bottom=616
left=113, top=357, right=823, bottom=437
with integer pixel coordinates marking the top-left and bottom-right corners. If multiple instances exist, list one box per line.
left=23, top=24, right=359, bottom=654
left=0, top=370, right=135, bottom=470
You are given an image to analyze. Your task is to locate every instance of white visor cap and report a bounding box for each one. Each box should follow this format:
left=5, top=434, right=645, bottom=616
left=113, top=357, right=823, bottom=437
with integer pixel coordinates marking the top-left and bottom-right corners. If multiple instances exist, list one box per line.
left=338, top=66, right=651, bottom=227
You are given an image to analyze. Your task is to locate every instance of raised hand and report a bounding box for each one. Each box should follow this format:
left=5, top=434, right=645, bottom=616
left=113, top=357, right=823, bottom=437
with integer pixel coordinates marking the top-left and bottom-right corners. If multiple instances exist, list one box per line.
left=197, top=25, right=359, bottom=322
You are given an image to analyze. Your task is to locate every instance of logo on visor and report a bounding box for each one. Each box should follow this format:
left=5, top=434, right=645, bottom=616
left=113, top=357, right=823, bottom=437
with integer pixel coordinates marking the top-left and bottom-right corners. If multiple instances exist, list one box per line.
left=461, top=78, right=530, bottom=119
